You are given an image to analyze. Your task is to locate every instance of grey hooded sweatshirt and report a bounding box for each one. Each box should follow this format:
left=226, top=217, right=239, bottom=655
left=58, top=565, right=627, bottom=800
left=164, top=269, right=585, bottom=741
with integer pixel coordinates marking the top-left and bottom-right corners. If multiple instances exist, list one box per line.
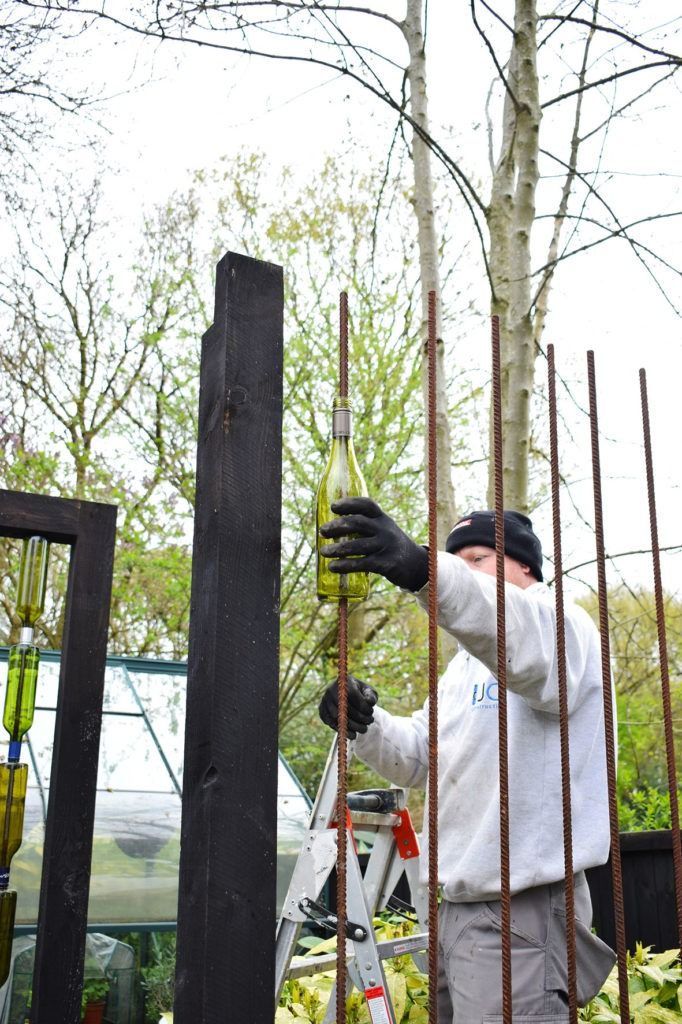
left=353, top=551, right=612, bottom=903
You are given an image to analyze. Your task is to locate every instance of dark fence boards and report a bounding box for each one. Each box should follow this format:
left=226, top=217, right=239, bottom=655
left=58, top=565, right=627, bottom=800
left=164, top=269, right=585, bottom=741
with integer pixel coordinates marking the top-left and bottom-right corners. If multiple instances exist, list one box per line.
left=0, top=490, right=117, bottom=1023
left=588, top=831, right=682, bottom=954
left=174, top=253, right=284, bottom=1023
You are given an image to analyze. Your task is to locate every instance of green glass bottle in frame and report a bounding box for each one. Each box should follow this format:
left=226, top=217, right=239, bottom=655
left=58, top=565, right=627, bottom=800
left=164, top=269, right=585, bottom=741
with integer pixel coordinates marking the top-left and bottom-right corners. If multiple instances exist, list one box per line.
left=3, top=646, right=39, bottom=758
left=316, top=396, right=370, bottom=602
left=16, top=536, right=49, bottom=629
left=0, top=889, right=17, bottom=986
left=0, top=763, right=28, bottom=871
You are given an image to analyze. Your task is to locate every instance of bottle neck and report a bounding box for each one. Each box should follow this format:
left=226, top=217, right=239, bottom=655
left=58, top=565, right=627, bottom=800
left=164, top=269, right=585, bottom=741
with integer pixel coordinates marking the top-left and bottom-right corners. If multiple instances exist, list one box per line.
left=332, top=406, right=352, bottom=438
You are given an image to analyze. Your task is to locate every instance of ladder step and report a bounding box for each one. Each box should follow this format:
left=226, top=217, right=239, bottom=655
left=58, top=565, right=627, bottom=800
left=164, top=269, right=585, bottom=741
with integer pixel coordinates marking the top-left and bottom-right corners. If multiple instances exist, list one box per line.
left=287, top=932, right=428, bottom=980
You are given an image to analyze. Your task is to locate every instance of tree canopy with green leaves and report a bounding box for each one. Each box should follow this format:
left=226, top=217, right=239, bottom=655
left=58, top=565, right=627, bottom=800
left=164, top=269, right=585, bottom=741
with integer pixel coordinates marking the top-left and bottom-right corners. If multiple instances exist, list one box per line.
left=0, top=149, right=481, bottom=791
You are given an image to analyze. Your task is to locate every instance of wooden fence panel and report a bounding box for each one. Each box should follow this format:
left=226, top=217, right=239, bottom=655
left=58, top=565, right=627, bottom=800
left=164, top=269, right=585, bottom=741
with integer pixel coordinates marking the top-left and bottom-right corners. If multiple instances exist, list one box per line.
left=588, top=831, right=681, bottom=952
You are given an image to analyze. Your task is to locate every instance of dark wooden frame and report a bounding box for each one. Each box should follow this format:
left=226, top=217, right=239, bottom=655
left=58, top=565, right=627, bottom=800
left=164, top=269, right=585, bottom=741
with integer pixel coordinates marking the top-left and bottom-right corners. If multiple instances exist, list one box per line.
left=174, top=252, right=284, bottom=1023
left=0, top=489, right=117, bottom=1023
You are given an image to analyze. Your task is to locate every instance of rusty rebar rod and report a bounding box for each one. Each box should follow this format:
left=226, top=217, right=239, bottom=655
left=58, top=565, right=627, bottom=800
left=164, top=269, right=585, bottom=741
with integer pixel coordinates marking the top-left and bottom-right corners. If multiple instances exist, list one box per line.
left=427, top=291, right=439, bottom=1024
left=336, top=291, right=349, bottom=1024
left=586, top=351, right=629, bottom=1023
left=639, top=367, right=682, bottom=949
left=491, top=314, right=512, bottom=1023
left=547, top=344, right=577, bottom=1022
left=339, top=292, right=349, bottom=401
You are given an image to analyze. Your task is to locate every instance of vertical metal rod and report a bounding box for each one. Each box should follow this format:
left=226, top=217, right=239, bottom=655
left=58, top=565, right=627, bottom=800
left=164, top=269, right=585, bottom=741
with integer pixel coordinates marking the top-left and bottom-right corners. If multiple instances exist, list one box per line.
left=336, top=291, right=349, bottom=1024
left=491, top=314, right=512, bottom=1023
left=639, top=367, right=682, bottom=948
left=427, top=291, right=439, bottom=1024
left=547, top=344, right=577, bottom=1022
left=339, top=291, right=349, bottom=400
left=586, top=351, right=629, bottom=1023
left=336, top=600, right=348, bottom=1024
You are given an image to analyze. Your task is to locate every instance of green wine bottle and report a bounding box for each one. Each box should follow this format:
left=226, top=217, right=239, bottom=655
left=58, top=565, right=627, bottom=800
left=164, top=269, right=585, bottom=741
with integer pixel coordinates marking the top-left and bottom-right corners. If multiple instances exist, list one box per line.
left=0, top=763, right=27, bottom=873
left=16, top=536, right=49, bottom=629
left=316, top=396, right=370, bottom=602
left=0, top=889, right=17, bottom=986
left=3, top=645, right=39, bottom=756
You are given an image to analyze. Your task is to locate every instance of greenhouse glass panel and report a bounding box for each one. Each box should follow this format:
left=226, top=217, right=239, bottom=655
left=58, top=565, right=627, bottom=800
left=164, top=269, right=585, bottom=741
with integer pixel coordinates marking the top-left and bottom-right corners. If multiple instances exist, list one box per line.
left=0, top=651, right=310, bottom=928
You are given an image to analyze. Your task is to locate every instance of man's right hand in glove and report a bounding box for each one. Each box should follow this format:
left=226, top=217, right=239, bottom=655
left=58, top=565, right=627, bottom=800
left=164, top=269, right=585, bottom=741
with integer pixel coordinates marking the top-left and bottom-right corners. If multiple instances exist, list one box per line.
left=319, top=674, right=378, bottom=740
left=319, top=496, right=429, bottom=592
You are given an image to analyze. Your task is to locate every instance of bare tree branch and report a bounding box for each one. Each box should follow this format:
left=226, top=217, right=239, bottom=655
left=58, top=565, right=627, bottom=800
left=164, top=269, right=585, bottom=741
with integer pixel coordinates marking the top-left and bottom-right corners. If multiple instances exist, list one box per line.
left=539, top=13, right=682, bottom=64
left=543, top=59, right=681, bottom=110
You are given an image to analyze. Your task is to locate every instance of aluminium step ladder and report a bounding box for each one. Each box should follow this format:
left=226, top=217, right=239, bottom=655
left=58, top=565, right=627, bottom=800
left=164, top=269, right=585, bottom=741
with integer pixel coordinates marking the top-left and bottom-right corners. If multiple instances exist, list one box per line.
left=275, top=737, right=429, bottom=1024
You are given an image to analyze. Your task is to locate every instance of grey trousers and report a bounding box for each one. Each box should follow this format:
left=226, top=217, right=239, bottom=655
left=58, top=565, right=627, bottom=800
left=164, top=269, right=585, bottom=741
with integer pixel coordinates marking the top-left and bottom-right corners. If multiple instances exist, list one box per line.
left=436, top=873, right=616, bottom=1023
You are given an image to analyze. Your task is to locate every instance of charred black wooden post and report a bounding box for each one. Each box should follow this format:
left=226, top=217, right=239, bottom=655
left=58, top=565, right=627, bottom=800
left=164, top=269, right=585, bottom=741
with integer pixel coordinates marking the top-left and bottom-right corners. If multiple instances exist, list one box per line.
left=0, top=489, right=117, bottom=1024
left=175, top=253, right=283, bottom=1023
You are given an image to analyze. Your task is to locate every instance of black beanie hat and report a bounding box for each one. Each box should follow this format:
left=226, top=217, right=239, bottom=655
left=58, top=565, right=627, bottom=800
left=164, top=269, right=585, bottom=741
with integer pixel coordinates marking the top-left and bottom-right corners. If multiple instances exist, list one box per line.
left=445, top=510, right=543, bottom=582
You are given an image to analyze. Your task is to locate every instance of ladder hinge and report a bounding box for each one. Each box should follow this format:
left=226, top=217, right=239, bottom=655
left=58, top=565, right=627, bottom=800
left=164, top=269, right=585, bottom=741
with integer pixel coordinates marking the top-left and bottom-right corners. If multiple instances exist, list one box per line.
left=298, top=897, right=368, bottom=942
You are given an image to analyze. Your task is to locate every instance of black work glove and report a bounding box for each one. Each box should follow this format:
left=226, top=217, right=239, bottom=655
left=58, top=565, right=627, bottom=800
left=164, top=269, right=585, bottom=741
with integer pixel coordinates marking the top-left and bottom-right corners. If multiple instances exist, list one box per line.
left=319, top=497, right=429, bottom=592
left=319, top=674, right=378, bottom=740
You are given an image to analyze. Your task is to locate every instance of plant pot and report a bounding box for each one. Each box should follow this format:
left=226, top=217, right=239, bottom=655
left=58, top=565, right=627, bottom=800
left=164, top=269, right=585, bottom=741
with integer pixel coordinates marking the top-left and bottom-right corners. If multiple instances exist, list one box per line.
left=82, top=1000, right=106, bottom=1024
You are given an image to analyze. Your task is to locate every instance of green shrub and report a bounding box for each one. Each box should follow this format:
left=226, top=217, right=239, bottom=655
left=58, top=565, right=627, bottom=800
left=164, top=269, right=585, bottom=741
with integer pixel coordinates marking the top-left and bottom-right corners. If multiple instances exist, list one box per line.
left=618, top=784, right=672, bottom=833
left=278, top=924, right=682, bottom=1024
left=141, top=934, right=176, bottom=1022
left=578, top=943, right=682, bottom=1022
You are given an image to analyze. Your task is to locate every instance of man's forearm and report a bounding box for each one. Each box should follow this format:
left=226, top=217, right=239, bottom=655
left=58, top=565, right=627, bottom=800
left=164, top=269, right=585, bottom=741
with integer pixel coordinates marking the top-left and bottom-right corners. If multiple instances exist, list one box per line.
left=353, top=706, right=429, bottom=789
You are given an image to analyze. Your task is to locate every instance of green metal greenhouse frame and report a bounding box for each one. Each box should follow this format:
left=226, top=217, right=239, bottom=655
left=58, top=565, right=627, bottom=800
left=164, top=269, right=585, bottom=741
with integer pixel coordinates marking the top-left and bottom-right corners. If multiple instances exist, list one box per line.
left=0, top=648, right=311, bottom=937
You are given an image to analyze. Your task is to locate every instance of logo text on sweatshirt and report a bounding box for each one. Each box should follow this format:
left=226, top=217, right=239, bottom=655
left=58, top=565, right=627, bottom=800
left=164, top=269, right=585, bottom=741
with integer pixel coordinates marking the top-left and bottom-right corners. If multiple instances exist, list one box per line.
left=471, top=678, right=499, bottom=709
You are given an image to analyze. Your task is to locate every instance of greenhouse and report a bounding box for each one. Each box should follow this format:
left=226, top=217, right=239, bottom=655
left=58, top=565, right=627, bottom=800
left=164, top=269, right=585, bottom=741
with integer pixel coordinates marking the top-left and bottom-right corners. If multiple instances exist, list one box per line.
left=0, top=648, right=311, bottom=931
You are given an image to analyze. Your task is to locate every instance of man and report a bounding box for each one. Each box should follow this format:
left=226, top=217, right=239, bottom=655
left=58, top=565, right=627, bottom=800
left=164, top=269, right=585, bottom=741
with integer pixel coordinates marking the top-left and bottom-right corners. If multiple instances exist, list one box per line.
left=318, top=497, right=616, bottom=1023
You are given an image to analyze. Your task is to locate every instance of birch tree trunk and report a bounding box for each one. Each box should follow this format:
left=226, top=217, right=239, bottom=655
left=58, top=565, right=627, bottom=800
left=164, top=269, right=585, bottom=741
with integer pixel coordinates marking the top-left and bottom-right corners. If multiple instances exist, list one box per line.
left=402, top=0, right=458, bottom=662
left=486, top=0, right=541, bottom=513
